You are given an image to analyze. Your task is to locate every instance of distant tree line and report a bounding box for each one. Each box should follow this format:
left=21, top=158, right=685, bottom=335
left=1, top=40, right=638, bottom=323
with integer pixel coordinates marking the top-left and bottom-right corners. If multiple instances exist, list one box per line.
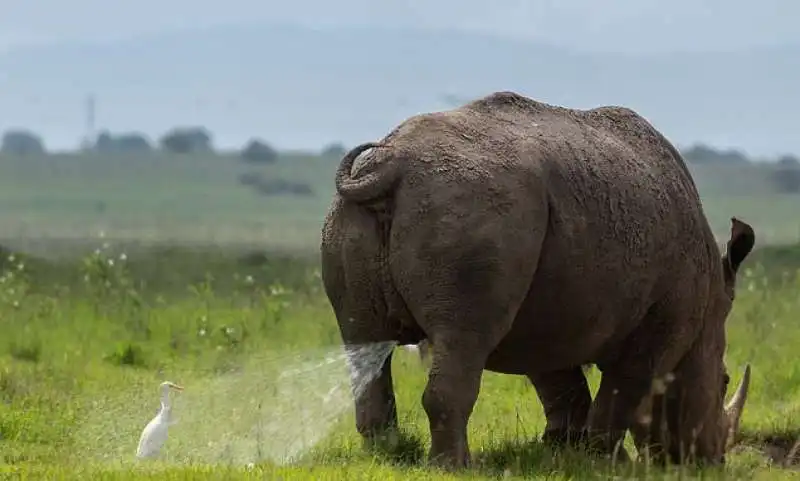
left=682, top=144, right=800, bottom=193
left=0, top=127, right=348, bottom=164
left=0, top=127, right=351, bottom=201
left=1, top=128, right=799, bottom=193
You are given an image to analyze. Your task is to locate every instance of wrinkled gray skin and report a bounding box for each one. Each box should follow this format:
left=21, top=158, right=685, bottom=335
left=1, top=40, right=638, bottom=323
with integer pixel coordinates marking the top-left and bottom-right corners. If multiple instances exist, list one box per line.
left=321, top=91, right=755, bottom=469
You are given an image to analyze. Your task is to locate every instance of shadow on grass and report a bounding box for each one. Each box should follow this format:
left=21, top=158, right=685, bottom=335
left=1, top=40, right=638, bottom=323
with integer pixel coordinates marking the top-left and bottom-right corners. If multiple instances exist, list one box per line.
left=367, top=430, right=427, bottom=466
left=307, top=431, right=727, bottom=479
left=472, top=439, right=676, bottom=480
left=307, top=429, right=426, bottom=467
left=737, top=427, right=800, bottom=468
left=310, top=429, right=800, bottom=478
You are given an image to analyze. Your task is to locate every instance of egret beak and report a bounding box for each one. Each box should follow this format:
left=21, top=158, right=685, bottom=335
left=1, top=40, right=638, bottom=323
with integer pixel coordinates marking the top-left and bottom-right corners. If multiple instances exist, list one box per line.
left=166, top=382, right=184, bottom=391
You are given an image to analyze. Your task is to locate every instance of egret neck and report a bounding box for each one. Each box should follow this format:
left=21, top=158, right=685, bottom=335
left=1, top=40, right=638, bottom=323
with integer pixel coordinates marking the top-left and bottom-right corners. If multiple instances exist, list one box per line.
left=159, top=381, right=182, bottom=420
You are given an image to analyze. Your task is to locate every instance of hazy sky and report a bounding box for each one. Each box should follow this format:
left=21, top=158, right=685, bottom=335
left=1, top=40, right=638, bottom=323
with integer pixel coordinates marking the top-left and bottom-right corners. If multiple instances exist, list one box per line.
left=2, top=0, right=799, bottom=53
left=1, top=1, right=798, bottom=154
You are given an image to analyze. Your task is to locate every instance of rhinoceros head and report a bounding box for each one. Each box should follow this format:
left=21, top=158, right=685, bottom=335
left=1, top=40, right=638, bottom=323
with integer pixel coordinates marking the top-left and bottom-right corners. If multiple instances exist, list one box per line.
left=695, top=217, right=755, bottom=462
left=720, top=218, right=755, bottom=450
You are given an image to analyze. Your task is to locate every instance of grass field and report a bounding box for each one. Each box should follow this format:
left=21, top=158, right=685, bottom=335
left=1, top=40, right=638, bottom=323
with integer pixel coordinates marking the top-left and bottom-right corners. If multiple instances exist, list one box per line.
left=0, top=152, right=799, bottom=257
left=1, top=149, right=799, bottom=479
left=0, top=151, right=337, bottom=257
left=2, top=238, right=800, bottom=480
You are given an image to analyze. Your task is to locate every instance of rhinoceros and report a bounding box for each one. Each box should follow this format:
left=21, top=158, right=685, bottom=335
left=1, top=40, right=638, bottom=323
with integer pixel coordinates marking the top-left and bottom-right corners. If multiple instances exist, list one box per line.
left=320, top=91, right=754, bottom=469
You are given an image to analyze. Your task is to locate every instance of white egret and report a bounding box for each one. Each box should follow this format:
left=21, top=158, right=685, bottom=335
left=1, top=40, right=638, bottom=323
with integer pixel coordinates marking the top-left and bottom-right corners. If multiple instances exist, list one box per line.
left=135, top=381, right=184, bottom=459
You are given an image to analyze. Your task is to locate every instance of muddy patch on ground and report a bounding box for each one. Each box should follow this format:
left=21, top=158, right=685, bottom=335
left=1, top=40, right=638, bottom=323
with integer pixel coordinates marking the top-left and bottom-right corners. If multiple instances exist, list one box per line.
left=735, top=429, right=800, bottom=468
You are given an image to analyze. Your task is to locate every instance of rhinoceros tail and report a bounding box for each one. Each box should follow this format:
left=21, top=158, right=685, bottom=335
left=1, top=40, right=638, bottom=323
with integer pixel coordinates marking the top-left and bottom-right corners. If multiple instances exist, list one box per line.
left=335, top=142, right=399, bottom=203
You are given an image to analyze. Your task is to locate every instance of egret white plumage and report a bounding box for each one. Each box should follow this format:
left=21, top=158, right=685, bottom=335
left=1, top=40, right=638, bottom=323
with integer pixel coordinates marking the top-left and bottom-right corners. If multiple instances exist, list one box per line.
left=135, top=381, right=184, bottom=459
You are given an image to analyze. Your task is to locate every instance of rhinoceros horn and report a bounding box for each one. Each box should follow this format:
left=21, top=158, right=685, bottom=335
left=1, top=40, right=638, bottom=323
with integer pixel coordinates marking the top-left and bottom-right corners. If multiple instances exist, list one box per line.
left=724, top=363, right=751, bottom=448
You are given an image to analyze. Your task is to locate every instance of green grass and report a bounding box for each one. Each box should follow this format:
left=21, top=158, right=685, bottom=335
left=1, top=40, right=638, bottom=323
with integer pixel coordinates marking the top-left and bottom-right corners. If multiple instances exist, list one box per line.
left=0, top=152, right=799, bottom=259
left=0, top=151, right=339, bottom=256
left=2, top=241, right=800, bottom=480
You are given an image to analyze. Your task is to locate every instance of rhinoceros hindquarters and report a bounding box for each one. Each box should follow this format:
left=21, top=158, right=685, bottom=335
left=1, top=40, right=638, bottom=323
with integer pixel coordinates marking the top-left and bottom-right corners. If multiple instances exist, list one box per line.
left=321, top=198, right=404, bottom=447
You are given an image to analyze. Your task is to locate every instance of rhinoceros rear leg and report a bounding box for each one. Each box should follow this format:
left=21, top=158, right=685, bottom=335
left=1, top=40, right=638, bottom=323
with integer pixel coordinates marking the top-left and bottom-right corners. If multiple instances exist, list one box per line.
left=321, top=248, right=400, bottom=448
left=529, top=368, right=592, bottom=448
left=394, top=194, right=547, bottom=468
left=422, top=332, right=493, bottom=469
left=416, top=292, right=534, bottom=468
left=347, top=347, right=399, bottom=448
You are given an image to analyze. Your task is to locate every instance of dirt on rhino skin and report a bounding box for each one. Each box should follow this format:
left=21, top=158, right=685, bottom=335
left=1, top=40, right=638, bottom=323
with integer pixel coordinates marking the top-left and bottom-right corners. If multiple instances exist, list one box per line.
left=321, top=91, right=756, bottom=469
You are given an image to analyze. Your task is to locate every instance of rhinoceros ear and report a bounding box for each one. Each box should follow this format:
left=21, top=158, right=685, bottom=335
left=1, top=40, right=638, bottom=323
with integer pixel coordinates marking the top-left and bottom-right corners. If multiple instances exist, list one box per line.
left=723, top=217, right=755, bottom=282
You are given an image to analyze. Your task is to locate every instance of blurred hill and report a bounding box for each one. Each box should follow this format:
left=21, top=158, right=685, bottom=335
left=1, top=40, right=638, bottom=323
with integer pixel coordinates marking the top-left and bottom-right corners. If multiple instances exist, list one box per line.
left=0, top=23, right=797, bottom=155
